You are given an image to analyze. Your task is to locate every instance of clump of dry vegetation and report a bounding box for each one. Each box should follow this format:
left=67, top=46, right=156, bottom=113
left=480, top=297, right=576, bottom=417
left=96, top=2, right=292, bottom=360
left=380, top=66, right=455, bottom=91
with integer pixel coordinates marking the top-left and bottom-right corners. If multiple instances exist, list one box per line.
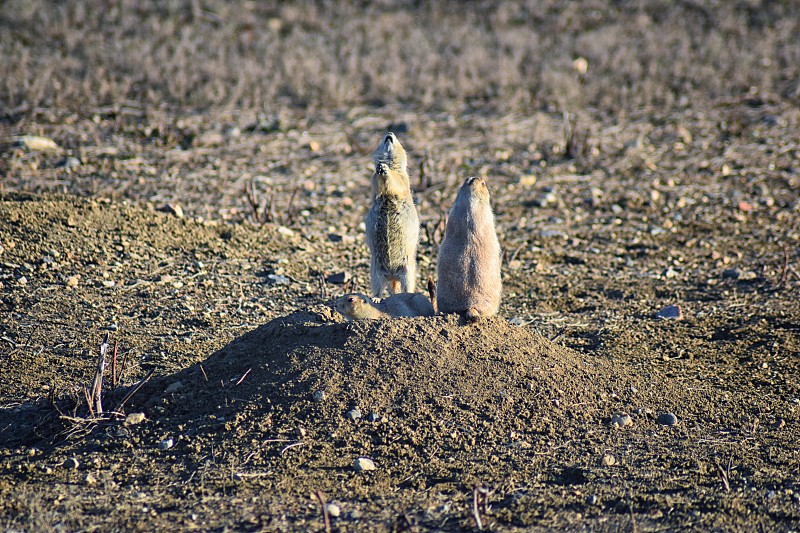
left=2, top=0, right=798, bottom=119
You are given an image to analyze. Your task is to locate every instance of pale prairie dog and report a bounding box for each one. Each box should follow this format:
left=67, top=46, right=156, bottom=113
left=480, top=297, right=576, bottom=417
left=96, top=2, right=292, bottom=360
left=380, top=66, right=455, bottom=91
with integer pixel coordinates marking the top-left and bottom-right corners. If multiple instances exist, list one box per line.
left=436, top=177, right=502, bottom=320
left=335, top=292, right=435, bottom=321
left=365, top=132, right=419, bottom=297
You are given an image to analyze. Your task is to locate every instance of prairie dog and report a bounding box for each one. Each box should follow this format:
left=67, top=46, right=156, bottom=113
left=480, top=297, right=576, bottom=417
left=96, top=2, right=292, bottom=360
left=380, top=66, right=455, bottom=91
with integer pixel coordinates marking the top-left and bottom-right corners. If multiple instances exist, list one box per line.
left=365, top=133, right=419, bottom=296
left=335, top=292, right=435, bottom=321
left=436, top=177, right=502, bottom=320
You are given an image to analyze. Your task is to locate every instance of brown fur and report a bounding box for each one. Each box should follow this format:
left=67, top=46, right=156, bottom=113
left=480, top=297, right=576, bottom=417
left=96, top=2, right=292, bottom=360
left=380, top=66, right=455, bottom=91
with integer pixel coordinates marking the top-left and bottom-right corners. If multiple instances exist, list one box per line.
left=335, top=292, right=435, bottom=321
left=365, top=133, right=419, bottom=297
left=436, top=177, right=502, bottom=319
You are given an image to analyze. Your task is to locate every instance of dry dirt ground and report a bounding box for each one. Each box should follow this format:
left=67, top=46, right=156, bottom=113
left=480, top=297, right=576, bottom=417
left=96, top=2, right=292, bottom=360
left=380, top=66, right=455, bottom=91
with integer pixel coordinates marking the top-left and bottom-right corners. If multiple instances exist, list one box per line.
left=2, top=1, right=800, bottom=532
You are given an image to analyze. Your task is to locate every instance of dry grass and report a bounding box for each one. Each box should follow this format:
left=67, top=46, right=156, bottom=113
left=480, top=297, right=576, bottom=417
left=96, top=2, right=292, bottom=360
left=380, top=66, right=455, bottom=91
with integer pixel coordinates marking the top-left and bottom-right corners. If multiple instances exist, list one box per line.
left=2, top=0, right=798, bottom=120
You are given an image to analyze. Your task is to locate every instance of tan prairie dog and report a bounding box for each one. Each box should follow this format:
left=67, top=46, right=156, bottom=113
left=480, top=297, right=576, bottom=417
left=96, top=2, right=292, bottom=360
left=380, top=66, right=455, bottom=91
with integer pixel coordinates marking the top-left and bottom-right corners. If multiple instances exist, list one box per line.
left=436, top=177, right=502, bottom=320
left=365, top=132, right=419, bottom=297
left=335, top=292, right=435, bottom=321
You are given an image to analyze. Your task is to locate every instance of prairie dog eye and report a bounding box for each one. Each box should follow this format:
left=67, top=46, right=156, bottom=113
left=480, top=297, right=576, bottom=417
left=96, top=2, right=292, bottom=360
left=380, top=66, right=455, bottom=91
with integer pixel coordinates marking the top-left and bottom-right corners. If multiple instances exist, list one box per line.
left=347, top=297, right=355, bottom=303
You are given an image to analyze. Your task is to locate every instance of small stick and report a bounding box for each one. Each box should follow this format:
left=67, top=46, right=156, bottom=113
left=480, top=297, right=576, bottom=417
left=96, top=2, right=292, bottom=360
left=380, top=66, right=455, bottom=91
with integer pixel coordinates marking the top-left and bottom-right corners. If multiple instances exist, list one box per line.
left=92, top=333, right=109, bottom=415
left=115, top=369, right=155, bottom=412
left=778, top=243, right=789, bottom=287
left=713, top=459, right=730, bottom=492
left=111, top=340, right=118, bottom=388
left=507, top=244, right=525, bottom=265
left=119, top=349, right=130, bottom=382
left=284, top=186, right=300, bottom=226
left=315, top=490, right=331, bottom=533
left=199, top=364, right=209, bottom=382
left=281, top=442, right=307, bottom=454
left=234, top=368, right=251, bottom=387
left=550, top=327, right=567, bottom=342
left=318, top=274, right=329, bottom=300
left=83, top=385, right=94, bottom=418
left=472, top=487, right=483, bottom=531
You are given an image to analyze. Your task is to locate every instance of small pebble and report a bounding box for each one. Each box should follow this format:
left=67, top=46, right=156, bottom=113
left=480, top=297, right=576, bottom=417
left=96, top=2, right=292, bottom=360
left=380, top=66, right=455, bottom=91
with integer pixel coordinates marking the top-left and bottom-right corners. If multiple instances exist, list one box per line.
left=366, top=412, right=381, bottom=422
left=354, top=457, right=376, bottom=472
left=17, top=276, right=28, bottom=285
left=102, top=280, right=115, bottom=288
left=85, top=472, right=97, bottom=485
left=15, top=135, right=59, bottom=151
left=326, top=503, right=341, bottom=518
left=657, top=412, right=678, bottom=426
left=586, top=495, right=599, bottom=505
left=63, top=457, right=80, bottom=469
left=66, top=275, right=80, bottom=287
left=601, top=454, right=616, bottom=467
left=312, top=390, right=326, bottom=402
left=158, top=438, right=174, bottom=450
left=656, top=305, right=682, bottom=320
left=277, top=226, right=295, bottom=238
left=266, top=274, right=290, bottom=285
left=610, top=412, right=633, bottom=428
left=165, top=204, right=184, bottom=219
left=125, top=412, right=146, bottom=425
left=345, top=408, right=362, bottom=420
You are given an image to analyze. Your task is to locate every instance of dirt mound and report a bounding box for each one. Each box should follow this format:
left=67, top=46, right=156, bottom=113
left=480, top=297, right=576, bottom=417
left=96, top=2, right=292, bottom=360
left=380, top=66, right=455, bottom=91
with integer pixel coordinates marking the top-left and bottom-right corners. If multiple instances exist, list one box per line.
left=141, top=309, right=676, bottom=440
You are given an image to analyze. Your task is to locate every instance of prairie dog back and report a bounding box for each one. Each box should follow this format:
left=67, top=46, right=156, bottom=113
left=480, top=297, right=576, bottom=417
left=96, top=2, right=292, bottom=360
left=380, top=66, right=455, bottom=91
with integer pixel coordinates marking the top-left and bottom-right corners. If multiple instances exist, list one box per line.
left=335, top=292, right=435, bottom=320
left=436, top=177, right=502, bottom=319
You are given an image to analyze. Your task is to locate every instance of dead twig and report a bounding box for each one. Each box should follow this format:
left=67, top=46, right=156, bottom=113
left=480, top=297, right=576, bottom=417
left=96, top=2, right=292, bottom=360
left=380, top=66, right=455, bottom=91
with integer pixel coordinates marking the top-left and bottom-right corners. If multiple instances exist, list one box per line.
left=713, top=456, right=731, bottom=492
left=283, top=186, right=300, bottom=226
left=234, top=368, right=251, bottom=387
left=90, top=333, right=109, bottom=416
left=318, top=274, right=329, bottom=300
left=315, top=490, right=331, bottom=533
left=777, top=243, right=790, bottom=287
left=472, top=486, right=489, bottom=530
left=111, top=340, right=119, bottom=388
left=550, top=327, right=567, bottom=342
left=563, top=111, right=587, bottom=160
left=115, top=369, right=155, bottom=412
left=280, top=441, right=307, bottom=454
left=199, top=364, right=209, bottom=382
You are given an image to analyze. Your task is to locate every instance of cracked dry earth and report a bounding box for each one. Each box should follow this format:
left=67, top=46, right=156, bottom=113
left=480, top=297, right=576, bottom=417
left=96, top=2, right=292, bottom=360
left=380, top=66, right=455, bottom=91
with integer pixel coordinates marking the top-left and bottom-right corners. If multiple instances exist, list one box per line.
left=1, top=101, right=800, bottom=532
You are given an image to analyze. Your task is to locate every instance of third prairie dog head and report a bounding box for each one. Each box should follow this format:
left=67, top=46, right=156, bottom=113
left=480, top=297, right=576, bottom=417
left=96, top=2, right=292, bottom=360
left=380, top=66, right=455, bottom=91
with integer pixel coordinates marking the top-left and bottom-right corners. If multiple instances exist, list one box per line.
left=373, top=132, right=408, bottom=174
left=457, top=176, right=492, bottom=206
left=335, top=293, right=374, bottom=319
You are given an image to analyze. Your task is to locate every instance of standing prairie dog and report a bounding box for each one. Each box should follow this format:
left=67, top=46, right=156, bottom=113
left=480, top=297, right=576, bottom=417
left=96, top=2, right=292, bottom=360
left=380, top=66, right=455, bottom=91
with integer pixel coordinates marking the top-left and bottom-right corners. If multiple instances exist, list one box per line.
left=365, top=133, right=419, bottom=297
left=336, top=292, right=435, bottom=321
left=436, top=177, right=502, bottom=320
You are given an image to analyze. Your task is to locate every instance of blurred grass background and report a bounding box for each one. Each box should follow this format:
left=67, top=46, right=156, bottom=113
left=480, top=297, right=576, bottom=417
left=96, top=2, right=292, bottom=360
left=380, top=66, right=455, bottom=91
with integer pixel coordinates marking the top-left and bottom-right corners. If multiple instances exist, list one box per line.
left=2, top=0, right=798, bottom=119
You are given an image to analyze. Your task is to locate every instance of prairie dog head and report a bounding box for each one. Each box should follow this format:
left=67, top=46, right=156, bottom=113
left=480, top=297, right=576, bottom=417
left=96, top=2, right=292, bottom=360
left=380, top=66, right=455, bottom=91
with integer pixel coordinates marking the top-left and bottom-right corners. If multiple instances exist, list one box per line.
left=335, top=293, right=372, bottom=319
left=458, top=176, right=491, bottom=205
left=373, top=132, right=408, bottom=174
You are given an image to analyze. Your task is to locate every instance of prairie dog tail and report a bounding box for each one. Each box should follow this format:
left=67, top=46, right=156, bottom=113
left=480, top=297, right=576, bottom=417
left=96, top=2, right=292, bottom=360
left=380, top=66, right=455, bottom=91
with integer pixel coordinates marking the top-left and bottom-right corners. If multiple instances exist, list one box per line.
left=427, top=275, right=438, bottom=313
